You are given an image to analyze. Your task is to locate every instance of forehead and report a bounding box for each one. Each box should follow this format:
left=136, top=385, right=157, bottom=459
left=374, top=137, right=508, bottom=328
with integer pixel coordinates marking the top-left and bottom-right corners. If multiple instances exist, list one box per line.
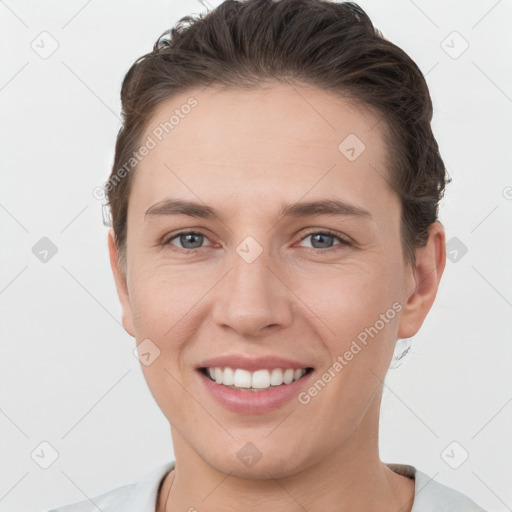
left=130, top=82, right=395, bottom=218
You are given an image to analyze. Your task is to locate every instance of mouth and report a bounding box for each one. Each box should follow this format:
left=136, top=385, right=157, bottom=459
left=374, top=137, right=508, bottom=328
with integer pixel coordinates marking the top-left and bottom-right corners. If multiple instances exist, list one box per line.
left=195, top=354, right=316, bottom=413
left=198, top=366, right=314, bottom=391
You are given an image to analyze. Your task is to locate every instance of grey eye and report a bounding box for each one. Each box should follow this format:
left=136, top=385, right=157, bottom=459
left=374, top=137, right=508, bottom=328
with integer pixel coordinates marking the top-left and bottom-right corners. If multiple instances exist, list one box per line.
left=309, top=233, right=336, bottom=249
left=179, top=233, right=203, bottom=249
left=169, top=232, right=206, bottom=250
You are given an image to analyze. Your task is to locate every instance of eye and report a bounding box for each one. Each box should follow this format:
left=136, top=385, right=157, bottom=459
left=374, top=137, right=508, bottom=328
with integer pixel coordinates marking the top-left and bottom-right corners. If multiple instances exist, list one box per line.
left=162, top=229, right=351, bottom=254
left=163, top=230, right=212, bottom=251
left=297, top=230, right=351, bottom=252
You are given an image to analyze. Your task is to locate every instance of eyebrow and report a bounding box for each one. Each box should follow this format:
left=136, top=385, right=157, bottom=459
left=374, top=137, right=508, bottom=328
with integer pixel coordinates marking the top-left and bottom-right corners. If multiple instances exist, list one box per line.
left=144, top=198, right=372, bottom=221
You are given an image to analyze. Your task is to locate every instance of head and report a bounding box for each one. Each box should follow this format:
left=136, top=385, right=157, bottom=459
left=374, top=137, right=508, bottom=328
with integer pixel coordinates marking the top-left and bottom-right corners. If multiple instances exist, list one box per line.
left=107, top=0, right=447, bottom=478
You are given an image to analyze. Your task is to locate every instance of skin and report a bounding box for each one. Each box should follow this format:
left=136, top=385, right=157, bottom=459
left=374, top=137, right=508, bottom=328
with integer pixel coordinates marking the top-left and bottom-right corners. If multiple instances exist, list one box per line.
left=108, top=82, right=446, bottom=512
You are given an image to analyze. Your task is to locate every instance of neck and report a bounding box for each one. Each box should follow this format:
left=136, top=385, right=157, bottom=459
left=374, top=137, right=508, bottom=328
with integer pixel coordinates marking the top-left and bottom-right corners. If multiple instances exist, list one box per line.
left=157, top=423, right=415, bottom=512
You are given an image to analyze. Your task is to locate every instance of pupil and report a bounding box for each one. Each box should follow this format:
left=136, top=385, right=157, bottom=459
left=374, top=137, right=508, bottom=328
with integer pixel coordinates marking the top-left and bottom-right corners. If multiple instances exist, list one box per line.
left=311, top=233, right=333, bottom=249
left=181, top=233, right=203, bottom=249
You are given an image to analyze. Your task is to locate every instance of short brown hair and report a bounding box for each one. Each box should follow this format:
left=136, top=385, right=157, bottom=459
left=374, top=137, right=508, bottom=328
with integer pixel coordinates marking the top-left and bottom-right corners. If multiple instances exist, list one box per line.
left=106, top=0, right=449, bottom=273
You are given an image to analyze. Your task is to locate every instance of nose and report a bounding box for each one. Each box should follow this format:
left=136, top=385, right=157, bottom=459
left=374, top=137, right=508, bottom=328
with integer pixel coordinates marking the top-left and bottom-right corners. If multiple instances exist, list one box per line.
left=211, top=247, right=293, bottom=338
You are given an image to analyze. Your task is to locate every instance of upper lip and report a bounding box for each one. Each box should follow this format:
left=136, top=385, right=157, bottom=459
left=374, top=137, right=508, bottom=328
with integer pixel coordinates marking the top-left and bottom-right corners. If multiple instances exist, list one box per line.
left=197, top=354, right=313, bottom=372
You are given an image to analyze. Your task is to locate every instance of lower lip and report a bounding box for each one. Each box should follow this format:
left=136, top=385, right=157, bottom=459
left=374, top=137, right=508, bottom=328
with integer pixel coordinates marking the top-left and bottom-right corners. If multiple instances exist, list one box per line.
left=197, top=369, right=314, bottom=414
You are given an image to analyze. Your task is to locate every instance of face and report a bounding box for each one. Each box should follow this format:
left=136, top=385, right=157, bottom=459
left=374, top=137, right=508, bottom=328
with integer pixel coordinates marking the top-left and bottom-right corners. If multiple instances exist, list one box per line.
left=109, top=82, right=443, bottom=479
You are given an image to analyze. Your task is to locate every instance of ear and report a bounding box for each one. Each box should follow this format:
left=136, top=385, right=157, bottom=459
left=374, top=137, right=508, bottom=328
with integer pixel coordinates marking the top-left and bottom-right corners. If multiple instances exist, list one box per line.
left=107, top=228, right=136, bottom=338
left=398, top=221, right=446, bottom=339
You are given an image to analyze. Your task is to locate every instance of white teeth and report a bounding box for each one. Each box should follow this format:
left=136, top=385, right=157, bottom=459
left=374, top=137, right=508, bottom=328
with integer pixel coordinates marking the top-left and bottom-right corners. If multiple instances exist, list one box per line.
left=222, top=367, right=235, bottom=386
left=204, top=367, right=308, bottom=390
left=270, top=368, right=284, bottom=386
left=283, top=369, right=294, bottom=384
left=233, top=369, right=252, bottom=388
left=251, top=369, right=269, bottom=389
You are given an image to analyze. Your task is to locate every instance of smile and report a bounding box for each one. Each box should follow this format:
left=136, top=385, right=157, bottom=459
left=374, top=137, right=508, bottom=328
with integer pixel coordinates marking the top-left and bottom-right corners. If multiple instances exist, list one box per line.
left=197, top=365, right=316, bottom=414
left=201, top=367, right=313, bottom=391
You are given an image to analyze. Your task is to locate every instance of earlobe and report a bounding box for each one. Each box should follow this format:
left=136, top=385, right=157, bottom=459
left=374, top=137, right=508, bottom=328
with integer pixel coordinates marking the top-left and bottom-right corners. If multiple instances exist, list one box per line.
left=107, top=228, right=136, bottom=338
left=397, top=222, right=446, bottom=339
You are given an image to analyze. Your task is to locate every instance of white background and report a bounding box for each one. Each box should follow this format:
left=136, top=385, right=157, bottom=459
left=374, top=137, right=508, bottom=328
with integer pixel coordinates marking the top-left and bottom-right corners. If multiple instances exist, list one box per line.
left=1, top=1, right=511, bottom=511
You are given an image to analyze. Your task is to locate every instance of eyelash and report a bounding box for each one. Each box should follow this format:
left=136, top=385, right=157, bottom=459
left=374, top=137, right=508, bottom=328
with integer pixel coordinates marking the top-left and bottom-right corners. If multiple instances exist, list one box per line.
left=162, top=228, right=352, bottom=254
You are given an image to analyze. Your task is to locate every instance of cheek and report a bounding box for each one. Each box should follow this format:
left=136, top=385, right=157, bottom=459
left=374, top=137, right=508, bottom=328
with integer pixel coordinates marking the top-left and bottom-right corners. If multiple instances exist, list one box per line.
left=130, top=272, right=194, bottom=422
left=128, top=263, right=206, bottom=332
left=127, top=266, right=208, bottom=387
left=295, top=258, right=404, bottom=356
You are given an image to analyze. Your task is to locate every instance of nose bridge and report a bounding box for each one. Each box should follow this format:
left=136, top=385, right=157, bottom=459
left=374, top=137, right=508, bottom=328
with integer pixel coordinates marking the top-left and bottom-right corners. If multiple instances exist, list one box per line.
left=211, top=239, right=292, bottom=337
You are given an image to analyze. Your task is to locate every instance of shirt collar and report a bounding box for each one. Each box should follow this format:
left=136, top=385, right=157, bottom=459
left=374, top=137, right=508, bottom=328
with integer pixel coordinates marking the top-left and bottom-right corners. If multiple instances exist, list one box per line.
left=113, top=460, right=175, bottom=512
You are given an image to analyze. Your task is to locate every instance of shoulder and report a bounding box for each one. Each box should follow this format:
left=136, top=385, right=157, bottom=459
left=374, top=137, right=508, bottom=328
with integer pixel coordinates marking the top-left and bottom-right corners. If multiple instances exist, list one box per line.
left=44, top=483, right=134, bottom=512
left=393, top=464, right=487, bottom=512
left=413, top=468, right=487, bottom=511
left=41, top=461, right=175, bottom=512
